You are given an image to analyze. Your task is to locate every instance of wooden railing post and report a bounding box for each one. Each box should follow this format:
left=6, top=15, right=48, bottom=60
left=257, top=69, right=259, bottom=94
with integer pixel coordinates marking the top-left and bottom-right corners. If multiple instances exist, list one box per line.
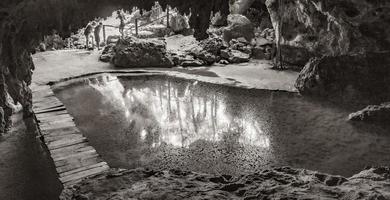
left=135, top=18, right=138, bottom=36
left=166, top=6, right=170, bottom=28
left=103, top=25, right=106, bottom=44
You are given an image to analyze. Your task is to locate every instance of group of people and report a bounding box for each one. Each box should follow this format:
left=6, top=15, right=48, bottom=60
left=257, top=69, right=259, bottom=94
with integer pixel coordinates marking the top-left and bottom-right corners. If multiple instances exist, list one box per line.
left=84, top=21, right=103, bottom=50
left=84, top=11, right=126, bottom=50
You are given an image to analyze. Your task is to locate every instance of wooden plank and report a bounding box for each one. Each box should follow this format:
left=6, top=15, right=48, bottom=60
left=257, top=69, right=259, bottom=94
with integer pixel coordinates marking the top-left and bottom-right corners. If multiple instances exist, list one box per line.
left=48, top=138, right=88, bottom=151
left=60, top=165, right=109, bottom=184
left=38, top=114, right=73, bottom=123
left=33, top=97, right=59, bottom=104
left=59, top=162, right=108, bottom=178
left=41, top=127, right=80, bottom=136
left=50, top=143, right=90, bottom=155
left=54, top=152, right=99, bottom=168
left=40, top=122, right=76, bottom=131
left=39, top=119, right=75, bottom=127
left=56, top=156, right=102, bottom=174
left=54, top=149, right=97, bottom=162
left=45, top=134, right=84, bottom=143
left=35, top=110, right=69, bottom=118
left=33, top=101, right=63, bottom=109
left=51, top=146, right=95, bottom=159
left=36, top=113, right=71, bottom=121
left=47, top=137, right=87, bottom=150
left=35, top=106, right=66, bottom=114
left=39, top=118, right=74, bottom=126
left=36, top=115, right=72, bottom=124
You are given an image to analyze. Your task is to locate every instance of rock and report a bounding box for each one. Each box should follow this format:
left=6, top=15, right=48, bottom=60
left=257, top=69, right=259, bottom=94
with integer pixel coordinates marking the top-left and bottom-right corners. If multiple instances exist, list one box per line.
left=169, top=14, right=189, bottom=33
left=230, top=0, right=256, bottom=14
left=252, top=46, right=268, bottom=59
left=211, top=12, right=227, bottom=27
left=60, top=167, right=390, bottom=200
left=259, top=28, right=275, bottom=41
left=251, top=37, right=272, bottom=47
left=348, top=102, right=390, bottom=123
left=112, top=37, right=174, bottom=68
left=200, top=37, right=226, bottom=56
left=266, top=0, right=390, bottom=63
left=99, top=44, right=115, bottom=63
left=106, top=35, right=121, bottom=45
left=221, top=49, right=250, bottom=63
left=295, top=52, right=390, bottom=104
left=229, top=38, right=252, bottom=54
left=181, top=59, right=205, bottom=67
left=219, top=59, right=230, bottom=65
left=38, top=42, right=46, bottom=52
left=223, top=14, right=254, bottom=43
left=195, top=51, right=218, bottom=65
left=280, top=45, right=314, bottom=67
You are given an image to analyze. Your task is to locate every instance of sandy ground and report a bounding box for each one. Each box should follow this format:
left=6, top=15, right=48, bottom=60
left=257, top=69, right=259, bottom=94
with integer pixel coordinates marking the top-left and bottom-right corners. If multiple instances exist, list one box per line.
left=31, top=49, right=298, bottom=92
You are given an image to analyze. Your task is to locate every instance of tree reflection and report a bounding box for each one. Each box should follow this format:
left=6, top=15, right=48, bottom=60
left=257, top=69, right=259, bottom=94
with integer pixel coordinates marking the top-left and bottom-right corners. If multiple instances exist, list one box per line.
left=119, top=78, right=271, bottom=150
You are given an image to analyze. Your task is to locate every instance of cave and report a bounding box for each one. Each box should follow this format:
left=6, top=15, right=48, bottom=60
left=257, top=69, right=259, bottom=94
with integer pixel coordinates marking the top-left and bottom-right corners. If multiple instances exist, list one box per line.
left=0, top=0, right=389, bottom=199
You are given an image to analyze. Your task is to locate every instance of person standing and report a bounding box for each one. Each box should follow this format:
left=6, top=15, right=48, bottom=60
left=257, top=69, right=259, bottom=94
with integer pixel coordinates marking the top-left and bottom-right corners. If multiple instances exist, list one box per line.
left=116, top=10, right=125, bottom=38
left=84, top=22, right=95, bottom=49
left=94, top=22, right=103, bottom=50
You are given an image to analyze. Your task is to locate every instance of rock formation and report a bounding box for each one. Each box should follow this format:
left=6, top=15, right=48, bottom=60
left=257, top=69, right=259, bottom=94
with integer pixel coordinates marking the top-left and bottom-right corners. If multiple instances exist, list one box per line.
left=266, top=0, right=390, bottom=66
left=112, top=37, right=174, bottom=68
left=60, top=167, right=390, bottom=200
left=295, top=52, right=390, bottom=104
left=223, top=14, right=255, bottom=43
left=169, top=14, right=190, bottom=33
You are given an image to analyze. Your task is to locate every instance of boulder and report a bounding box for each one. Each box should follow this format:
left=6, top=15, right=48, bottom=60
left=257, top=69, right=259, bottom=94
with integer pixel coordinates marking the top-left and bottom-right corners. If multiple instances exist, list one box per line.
left=221, top=49, right=250, bottom=63
left=349, top=103, right=390, bottom=123
left=99, top=43, right=115, bottom=62
left=112, top=37, right=174, bottom=68
left=169, top=14, right=189, bottom=33
left=295, top=52, right=390, bottom=104
left=223, top=14, right=254, bottom=43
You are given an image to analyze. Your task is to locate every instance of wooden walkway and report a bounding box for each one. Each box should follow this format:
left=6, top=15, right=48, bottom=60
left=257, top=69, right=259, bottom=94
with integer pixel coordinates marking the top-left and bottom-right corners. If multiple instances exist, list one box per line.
left=32, top=85, right=109, bottom=186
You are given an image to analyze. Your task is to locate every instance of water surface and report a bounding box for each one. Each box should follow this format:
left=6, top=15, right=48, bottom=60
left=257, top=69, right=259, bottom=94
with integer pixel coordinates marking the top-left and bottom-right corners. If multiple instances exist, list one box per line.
left=54, top=74, right=390, bottom=177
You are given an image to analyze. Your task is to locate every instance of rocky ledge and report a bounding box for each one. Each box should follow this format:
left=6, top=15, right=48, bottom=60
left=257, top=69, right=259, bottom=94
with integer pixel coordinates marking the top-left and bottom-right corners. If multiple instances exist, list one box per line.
left=295, top=52, right=390, bottom=104
left=349, top=102, right=390, bottom=123
left=60, top=166, right=389, bottom=200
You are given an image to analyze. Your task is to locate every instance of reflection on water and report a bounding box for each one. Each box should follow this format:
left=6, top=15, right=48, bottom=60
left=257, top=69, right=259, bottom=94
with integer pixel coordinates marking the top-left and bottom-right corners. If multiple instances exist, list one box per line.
left=54, top=74, right=390, bottom=176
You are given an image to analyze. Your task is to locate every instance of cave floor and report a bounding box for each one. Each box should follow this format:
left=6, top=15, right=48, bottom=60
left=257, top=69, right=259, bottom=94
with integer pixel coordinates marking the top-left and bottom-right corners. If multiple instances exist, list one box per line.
left=31, top=49, right=299, bottom=92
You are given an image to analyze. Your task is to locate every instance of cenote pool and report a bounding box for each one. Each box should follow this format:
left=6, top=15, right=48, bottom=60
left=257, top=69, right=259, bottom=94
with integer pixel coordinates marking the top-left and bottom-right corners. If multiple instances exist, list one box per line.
left=53, top=74, right=390, bottom=177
